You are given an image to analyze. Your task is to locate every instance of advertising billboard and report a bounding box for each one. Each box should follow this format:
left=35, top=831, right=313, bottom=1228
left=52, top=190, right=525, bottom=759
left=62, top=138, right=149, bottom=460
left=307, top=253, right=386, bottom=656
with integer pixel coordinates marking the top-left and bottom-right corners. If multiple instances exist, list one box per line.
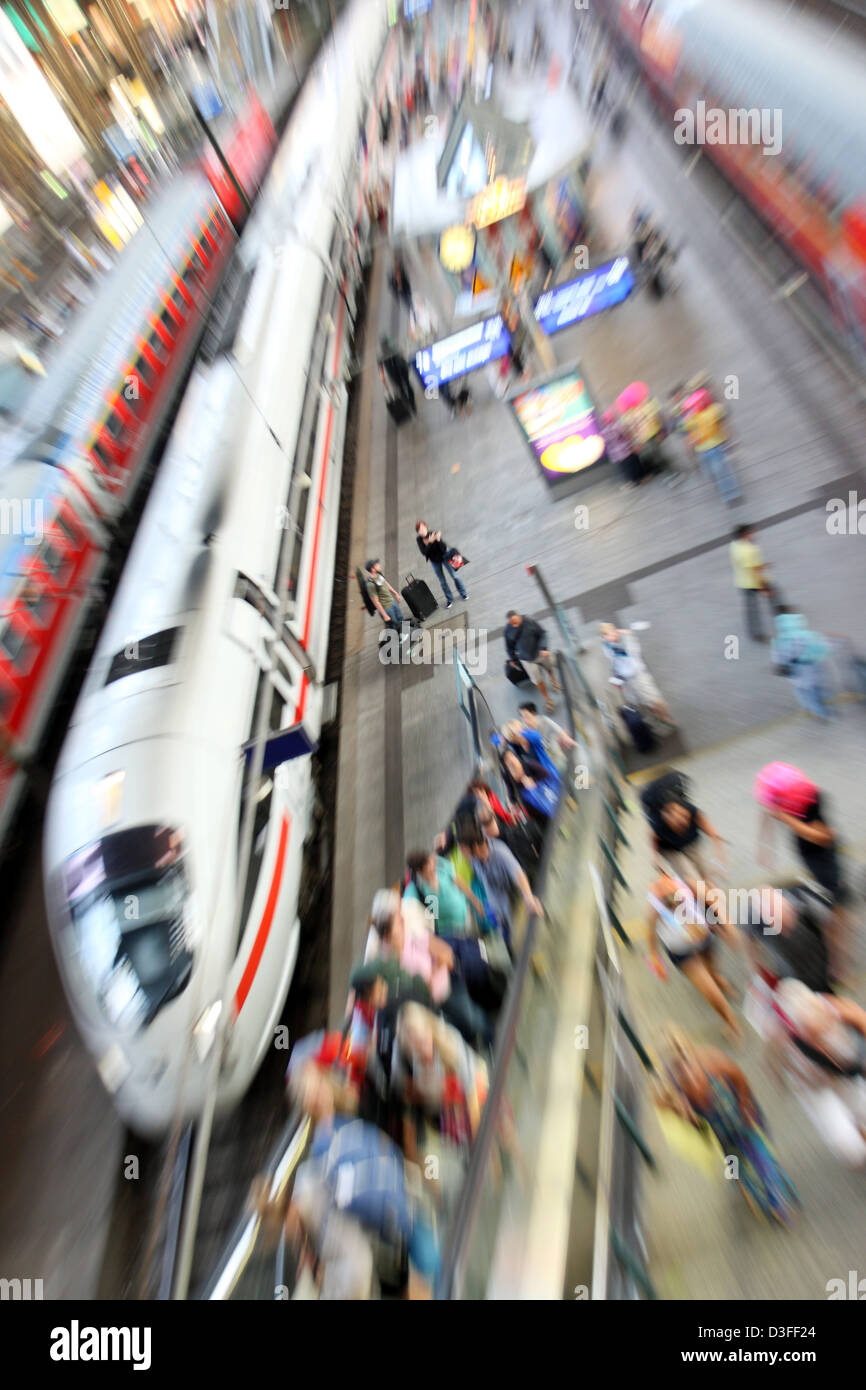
left=414, top=314, right=512, bottom=389
left=533, top=256, right=635, bottom=336
left=510, top=368, right=606, bottom=484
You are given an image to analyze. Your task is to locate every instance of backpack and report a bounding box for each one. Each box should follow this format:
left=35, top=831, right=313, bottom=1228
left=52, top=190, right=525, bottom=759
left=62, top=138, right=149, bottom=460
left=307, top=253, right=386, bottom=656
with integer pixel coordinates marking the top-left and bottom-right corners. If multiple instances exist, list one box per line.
left=356, top=566, right=376, bottom=617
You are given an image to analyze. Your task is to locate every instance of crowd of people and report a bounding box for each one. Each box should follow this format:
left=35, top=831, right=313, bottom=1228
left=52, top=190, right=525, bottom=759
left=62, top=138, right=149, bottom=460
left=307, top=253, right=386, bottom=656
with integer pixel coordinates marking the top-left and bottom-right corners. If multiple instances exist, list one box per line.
left=264, top=699, right=569, bottom=1298
left=598, top=373, right=743, bottom=505
left=643, top=756, right=864, bottom=1220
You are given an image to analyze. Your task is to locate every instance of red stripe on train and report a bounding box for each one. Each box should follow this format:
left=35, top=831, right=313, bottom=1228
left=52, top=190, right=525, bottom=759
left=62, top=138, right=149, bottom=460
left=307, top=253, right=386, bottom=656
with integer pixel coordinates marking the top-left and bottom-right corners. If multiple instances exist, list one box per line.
left=292, top=294, right=347, bottom=725
left=234, top=812, right=291, bottom=1017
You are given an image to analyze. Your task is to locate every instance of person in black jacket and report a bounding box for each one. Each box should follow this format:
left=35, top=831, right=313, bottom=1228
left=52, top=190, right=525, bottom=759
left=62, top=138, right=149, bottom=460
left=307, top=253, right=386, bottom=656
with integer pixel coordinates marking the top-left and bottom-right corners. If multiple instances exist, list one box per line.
left=378, top=337, right=416, bottom=414
left=505, top=610, right=560, bottom=713
left=415, top=519, right=467, bottom=607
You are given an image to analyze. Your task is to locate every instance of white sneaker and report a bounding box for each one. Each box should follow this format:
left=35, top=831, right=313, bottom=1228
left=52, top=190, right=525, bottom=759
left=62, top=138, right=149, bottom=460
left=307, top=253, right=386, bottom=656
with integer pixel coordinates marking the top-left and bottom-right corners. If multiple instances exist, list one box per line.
left=445, top=599, right=453, bottom=609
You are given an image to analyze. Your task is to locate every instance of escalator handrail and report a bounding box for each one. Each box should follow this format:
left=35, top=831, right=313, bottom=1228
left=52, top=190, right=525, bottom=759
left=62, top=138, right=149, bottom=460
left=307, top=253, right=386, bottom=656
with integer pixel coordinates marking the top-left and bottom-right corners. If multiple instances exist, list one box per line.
left=436, top=654, right=577, bottom=1299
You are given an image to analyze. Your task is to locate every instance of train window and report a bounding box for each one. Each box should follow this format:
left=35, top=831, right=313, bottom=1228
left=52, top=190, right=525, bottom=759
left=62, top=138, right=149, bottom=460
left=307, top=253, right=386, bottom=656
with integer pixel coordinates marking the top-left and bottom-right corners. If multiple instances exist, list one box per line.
left=105, top=627, right=180, bottom=686
left=269, top=683, right=285, bottom=732
left=159, top=306, right=176, bottom=338
left=192, top=243, right=209, bottom=275
left=38, top=540, right=68, bottom=582
left=148, top=328, right=167, bottom=361
left=0, top=622, right=34, bottom=667
left=182, top=262, right=198, bottom=289
left=208, top=212, right=222, bottom=241
left=170, top=286, right=187, bottom=316
left=61, top=825, right=192, bottom=1031
left=105, top=410, right=126, bottom=444
left=134, top=355, right=154, bottom=390
left=21, top=589, right=55, bottom=626
left=91, top=439, right=111, bottom=470
left=54, top=513, right=80, bottom=549
left=237, top=768, right=273, bottom=948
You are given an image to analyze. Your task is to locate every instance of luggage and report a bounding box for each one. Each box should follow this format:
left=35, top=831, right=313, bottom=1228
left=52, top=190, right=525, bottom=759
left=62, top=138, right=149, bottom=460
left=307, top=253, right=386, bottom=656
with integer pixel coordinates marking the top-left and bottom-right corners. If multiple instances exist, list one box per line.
left=505, top=658, right=530, bottom=686
left=753, top=763, right=817, bottom=818
left=401, top=573, right=437, bottom=622
left=619, top=703, right=656, bottom=753
left=386, top=393, right=413, bottom=425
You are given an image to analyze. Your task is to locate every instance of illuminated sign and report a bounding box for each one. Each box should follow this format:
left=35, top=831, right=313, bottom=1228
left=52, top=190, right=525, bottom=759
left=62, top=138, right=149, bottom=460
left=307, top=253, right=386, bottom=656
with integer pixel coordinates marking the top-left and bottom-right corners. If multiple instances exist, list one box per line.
left=533, top=256, right=635, bottom=335
left=469, top=176, right=527, bottom=230
left=510, top=368, right=606, bottom=484
left=414, top=315, right=511, bottom=389
left=439, top=223, right=476, bottom=273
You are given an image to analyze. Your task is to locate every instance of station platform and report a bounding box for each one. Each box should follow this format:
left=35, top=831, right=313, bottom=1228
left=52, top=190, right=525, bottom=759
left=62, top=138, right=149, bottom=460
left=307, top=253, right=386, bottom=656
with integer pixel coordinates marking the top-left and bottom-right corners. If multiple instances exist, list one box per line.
left=331, top=11, right=866, bottom=1295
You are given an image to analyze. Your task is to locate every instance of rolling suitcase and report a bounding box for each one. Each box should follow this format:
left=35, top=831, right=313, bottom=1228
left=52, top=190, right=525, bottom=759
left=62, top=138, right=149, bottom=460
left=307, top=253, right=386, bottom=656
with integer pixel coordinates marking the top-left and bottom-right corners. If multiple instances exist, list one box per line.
left=505, top=658, right=530, bottom=686
left=401, top=573, right=437, bottom=622
left=387, top=394, right=413, bottom=425
left=619, top=704, right=656, bottom=753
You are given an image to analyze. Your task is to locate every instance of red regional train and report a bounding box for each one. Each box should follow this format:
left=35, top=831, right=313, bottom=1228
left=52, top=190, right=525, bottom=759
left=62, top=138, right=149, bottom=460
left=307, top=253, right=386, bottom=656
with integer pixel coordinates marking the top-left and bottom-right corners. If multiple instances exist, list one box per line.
left=600, top=0, right=866, bottom=356
left=0, top=103, right=275, bottom=845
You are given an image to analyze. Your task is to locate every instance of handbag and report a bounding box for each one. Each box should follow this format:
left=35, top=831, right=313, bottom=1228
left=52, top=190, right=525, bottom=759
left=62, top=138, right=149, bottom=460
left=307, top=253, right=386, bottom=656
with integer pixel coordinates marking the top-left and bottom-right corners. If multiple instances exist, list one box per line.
left=445, top=546, right=468, bottom=571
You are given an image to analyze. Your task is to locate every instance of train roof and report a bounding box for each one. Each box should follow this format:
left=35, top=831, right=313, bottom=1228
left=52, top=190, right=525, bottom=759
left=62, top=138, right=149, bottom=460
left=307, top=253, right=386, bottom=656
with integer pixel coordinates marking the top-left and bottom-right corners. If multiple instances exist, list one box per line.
left=6, top=171, right=214, bottom=462
left=664, top=0, right=866, bottom=206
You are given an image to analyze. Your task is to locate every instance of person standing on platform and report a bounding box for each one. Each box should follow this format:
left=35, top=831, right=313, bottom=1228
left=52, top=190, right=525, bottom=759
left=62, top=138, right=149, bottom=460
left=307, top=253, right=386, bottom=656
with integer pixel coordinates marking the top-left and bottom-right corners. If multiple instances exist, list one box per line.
left=389, top=253, right=413, bottom=312
left=729, top=524, right=773, bottom=642
left=600, top=408, right=642, bottom=489
left=365, top=559, right=407, bottom=634
left=378, top=336, right=416, bottom=416
left=415, top=521, right=467, bottom=608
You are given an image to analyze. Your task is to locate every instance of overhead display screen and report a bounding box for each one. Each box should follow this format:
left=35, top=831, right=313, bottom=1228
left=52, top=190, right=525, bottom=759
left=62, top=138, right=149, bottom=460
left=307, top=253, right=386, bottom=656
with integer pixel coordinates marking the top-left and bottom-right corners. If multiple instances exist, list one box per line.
left=533, top=256, right=635, bottom=336
left=510, top=368, right=606, bottom=484
left=414, top=315, right=512, bottom=389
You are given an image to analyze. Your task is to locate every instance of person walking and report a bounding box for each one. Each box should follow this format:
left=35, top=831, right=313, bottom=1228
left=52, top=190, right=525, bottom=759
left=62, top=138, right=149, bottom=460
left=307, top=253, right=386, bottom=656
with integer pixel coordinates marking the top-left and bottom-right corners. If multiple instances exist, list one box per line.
left=772, top=609, right=834, bottom=721
left=645, top=871, right=743, bottom=1041
left=656, top=1026, right=799, bottom=1223
left=415, top=520, right=467, bottom=608
left=640, top=769, right=728, bottom=881
left=729, top=523, right=773, bottom=642
left=686, top=395, right=742, bottom=504
left=505, top=610, right=561, bottom=713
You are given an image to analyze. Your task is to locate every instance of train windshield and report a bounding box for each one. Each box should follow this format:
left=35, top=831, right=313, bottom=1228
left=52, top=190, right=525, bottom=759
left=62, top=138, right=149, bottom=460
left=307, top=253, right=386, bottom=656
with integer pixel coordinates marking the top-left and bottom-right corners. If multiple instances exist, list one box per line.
left=62, top=824, right=193, bottom=1032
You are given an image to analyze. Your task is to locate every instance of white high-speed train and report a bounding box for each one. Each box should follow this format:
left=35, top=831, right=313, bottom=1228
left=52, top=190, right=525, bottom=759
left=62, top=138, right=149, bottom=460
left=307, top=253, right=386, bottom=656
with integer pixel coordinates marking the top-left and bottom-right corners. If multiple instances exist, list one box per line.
left=43, top=0, right=399, bottom=1138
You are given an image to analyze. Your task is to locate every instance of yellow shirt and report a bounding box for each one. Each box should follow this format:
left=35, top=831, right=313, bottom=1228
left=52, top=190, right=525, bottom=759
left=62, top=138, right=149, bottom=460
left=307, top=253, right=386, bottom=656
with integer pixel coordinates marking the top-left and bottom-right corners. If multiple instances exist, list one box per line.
left=627, top=398, right=663, bottom=448
left=686, top=402, right=727, bottom=451
left=730, top=539, right=764, bottom=590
